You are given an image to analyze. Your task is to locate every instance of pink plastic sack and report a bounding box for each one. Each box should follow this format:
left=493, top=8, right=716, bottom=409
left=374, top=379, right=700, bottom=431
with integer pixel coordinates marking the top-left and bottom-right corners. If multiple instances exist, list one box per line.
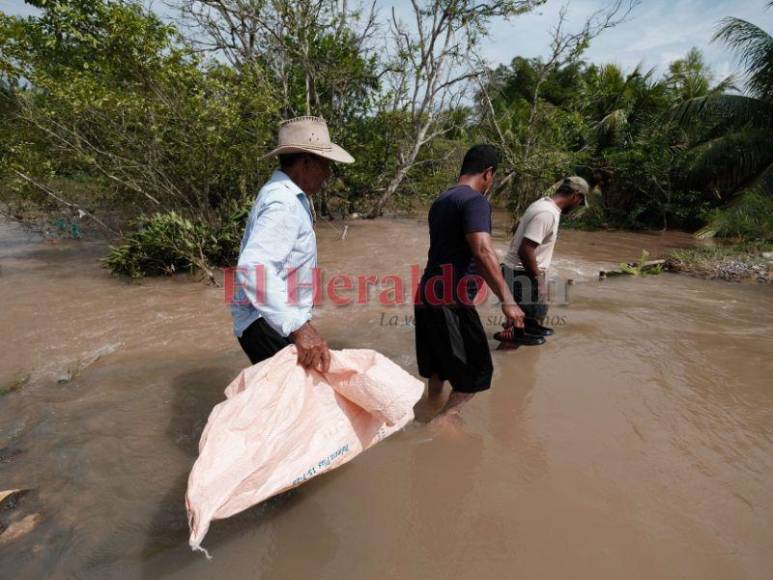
left=186, top=345, right=423, bottom=554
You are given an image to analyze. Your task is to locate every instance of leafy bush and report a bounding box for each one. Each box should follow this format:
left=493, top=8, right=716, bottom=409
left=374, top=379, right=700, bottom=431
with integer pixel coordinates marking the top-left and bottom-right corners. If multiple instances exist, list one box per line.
left=103, top=200, right=251, bottom=279
left=697, top=190, right=773, bottom=241
left=104, top=212, right=215, bottom=278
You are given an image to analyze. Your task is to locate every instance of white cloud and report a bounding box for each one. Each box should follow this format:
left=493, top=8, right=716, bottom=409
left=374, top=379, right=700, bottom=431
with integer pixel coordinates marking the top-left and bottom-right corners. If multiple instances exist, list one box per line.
left=440, top=0, right=772, bottom=81
left=476, top=0, right=773, bottom=80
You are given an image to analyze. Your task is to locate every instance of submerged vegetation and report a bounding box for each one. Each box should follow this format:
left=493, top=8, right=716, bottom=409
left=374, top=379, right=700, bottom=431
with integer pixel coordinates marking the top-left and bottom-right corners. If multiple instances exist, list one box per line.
left=619, top=251, right=663, bottom=277
left=103, top=200, right=250, bottom=281
left=0, top=0, right=771, bottom=277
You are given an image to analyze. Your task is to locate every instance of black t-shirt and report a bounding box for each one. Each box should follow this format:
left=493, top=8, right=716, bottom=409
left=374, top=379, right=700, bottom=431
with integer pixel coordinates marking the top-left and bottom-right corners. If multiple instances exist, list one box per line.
left=418, top=184, right=492, bottom=306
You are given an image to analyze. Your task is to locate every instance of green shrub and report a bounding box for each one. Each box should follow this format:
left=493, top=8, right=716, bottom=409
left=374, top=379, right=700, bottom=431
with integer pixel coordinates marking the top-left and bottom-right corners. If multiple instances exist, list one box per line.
left=697, top=190, right=773, bottom=241
left=103, top=192, right=252, bottom=279
left=104, top=212, right=213, bottom=278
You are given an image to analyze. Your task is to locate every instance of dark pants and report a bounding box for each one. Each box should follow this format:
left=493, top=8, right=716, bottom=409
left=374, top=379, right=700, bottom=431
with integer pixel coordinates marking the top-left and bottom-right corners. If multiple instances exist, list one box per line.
left=501, top=265, right=548, bottom=325
left=237, top=317, right=291, bottom=365
left=414, top=305, right=493, bottom=393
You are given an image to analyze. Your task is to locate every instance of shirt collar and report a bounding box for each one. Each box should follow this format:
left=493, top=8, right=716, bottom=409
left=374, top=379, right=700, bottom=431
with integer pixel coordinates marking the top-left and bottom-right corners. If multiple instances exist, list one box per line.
left=271, top=170, right=303, bottom=195
left=270, top=170, right=314, bottom=222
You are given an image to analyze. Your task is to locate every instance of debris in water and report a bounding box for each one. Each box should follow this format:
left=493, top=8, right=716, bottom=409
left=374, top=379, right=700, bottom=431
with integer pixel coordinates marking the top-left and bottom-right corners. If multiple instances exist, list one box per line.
left=0, top=513, right=42, bottom=545
left=599, top=251, right=665, bottom=280
left=0, top=374, right=29, bottom=396
left=55, top=343, right=122, bottom=385
left=81, top=344, right=120, bottom=368
left=0, top=447, right=23, bottom=464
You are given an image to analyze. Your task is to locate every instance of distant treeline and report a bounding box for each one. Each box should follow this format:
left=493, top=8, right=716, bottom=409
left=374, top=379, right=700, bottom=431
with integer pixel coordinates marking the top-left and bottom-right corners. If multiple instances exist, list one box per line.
left=1, top=0, right=771, bottom=276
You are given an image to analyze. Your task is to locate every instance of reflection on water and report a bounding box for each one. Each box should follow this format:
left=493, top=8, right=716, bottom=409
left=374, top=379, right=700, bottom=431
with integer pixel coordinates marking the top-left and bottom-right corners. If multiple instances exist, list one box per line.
left=1, top=215, right=772, bottom=579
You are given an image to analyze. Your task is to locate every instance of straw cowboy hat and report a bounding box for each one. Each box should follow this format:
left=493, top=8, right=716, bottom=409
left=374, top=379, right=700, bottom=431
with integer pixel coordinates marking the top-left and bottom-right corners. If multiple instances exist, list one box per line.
left=262, top=116, right=355, bottom=164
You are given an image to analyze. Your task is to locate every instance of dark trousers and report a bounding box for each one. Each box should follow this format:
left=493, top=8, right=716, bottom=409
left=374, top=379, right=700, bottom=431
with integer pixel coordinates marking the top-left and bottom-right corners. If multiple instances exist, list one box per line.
left=237, top=317, right=291, bottom=365
left=501, top=265, right=548, bottom=325
left=414, top=304, right=493, bottom=393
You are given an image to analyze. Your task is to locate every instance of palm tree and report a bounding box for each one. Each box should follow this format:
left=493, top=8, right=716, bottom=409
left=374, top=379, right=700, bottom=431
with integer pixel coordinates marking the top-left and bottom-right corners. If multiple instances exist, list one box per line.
left=677, top=1, right=773, bottom=238
left=583, top=63, right=669, bottom=151
left=664, top=47, right=735, bottom=101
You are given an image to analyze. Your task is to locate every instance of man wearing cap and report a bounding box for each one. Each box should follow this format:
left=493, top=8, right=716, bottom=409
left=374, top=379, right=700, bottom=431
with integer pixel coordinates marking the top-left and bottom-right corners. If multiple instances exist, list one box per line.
left=496, top=176, right=589, bottom=346
left=230, top=116, right=354, bottom=372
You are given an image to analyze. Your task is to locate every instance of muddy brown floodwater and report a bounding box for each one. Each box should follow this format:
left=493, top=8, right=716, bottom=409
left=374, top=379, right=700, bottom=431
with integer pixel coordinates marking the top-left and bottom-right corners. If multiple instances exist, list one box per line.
left=1, top=213, right=772, bottom=579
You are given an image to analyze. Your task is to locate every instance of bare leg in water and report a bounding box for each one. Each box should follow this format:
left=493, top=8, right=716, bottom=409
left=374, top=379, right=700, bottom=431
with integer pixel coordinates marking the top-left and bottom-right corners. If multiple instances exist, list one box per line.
left=428, top=374, right=444, bottom=399
left=428, top=375, right=475, bottom=421
left=437, top=391, right=474, bottom=418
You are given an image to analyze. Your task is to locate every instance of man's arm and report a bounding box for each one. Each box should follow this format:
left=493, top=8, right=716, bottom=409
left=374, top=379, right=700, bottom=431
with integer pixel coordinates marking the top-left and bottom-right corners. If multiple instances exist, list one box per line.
left=517, top=238, right=541, bottom=279
left=517, top=211, right=555, bottom=300
left=466, top=232, right=524, bottom=328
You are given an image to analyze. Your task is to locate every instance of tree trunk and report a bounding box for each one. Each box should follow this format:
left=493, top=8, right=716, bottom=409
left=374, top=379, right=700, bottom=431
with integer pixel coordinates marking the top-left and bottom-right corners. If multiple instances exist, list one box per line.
left=367, top=163, right=410, bottom=219
left=367, top=122, right=429, bottom=218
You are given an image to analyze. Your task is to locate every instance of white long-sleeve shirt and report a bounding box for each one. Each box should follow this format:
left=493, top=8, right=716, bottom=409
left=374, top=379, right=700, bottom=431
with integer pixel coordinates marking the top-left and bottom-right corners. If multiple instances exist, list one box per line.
left=231, top=170, right=316, bottom=338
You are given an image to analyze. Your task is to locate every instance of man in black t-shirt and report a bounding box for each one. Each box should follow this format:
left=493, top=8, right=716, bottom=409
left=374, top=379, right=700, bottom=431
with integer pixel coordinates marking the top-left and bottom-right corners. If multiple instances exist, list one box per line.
left=415, top=145, right=524, bottom=419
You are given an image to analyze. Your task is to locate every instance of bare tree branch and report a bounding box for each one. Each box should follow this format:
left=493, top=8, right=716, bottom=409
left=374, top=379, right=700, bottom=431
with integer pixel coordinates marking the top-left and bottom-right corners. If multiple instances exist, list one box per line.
left=368, top=0, right=546, bottom=217
left=487, top=0, right=641, bottom=202
left=12, top=170, right=117, bottom=235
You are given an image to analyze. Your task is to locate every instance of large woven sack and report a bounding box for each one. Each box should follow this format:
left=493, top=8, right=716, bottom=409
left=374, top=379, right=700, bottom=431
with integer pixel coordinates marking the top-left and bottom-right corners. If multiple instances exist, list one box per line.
left=186, top=345, right=423, bottom=554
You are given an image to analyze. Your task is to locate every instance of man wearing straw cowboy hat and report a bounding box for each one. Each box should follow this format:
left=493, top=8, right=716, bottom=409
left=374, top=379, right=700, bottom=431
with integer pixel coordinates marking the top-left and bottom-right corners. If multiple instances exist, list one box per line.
left=230, top=116, right=354, bottom=373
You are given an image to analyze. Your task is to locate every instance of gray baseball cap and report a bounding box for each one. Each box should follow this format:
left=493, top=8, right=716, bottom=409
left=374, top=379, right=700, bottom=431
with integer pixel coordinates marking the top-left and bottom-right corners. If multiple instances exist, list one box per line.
left=561, top=176, right=590, bottom=206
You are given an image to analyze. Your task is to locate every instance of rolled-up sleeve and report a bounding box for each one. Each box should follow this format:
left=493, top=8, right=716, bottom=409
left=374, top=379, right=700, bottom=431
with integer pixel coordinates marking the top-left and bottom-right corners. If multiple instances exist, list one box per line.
left=236, top=199, right=310, bottom=337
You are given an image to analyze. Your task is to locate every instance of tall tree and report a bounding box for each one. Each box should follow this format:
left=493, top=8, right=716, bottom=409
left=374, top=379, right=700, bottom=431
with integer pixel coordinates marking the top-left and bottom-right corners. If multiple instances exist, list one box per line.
left=664, top=47, right=734, bottom=101
left=366, top=0, right=544, bottom=218
left=476, top=0, right=639, bottom=212
left=180, top=0, right=380, bottom=120
left=0, top=0, right=278, bottom=219
left=676, top=1, right=773, bottom=237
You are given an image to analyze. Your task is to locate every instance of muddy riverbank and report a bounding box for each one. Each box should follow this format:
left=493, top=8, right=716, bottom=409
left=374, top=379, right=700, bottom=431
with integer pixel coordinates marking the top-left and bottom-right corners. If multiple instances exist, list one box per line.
left=1, top=216, right=772, bottom=579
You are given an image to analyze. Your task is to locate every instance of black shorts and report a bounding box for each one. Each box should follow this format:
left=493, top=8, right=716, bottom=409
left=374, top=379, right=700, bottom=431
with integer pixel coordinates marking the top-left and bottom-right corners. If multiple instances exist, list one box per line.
left=501, top=265, right=548, bottom=322
left=414, top=305, right=493, bottom=393
left=238, top=317, right=291, bottom=365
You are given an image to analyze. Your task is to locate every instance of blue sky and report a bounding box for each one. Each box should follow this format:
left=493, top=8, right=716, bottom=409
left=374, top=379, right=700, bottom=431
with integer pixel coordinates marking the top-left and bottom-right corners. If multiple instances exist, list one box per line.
left=3, top=0, right=773, bottom=83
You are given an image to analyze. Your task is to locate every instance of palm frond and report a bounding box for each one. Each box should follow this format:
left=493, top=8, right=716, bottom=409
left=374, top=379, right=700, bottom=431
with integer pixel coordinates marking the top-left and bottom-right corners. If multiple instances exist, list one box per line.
left=711, top=75, right=738, bottom=94
left=686, top=127, right=773, bottom=194
left=748, top=159, right=773, bottom=198
left=713, top=16, right=773, bottom=100
left=596, top=109, right=628, bottom=145
left=674, top=93, right=773, bottom=128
